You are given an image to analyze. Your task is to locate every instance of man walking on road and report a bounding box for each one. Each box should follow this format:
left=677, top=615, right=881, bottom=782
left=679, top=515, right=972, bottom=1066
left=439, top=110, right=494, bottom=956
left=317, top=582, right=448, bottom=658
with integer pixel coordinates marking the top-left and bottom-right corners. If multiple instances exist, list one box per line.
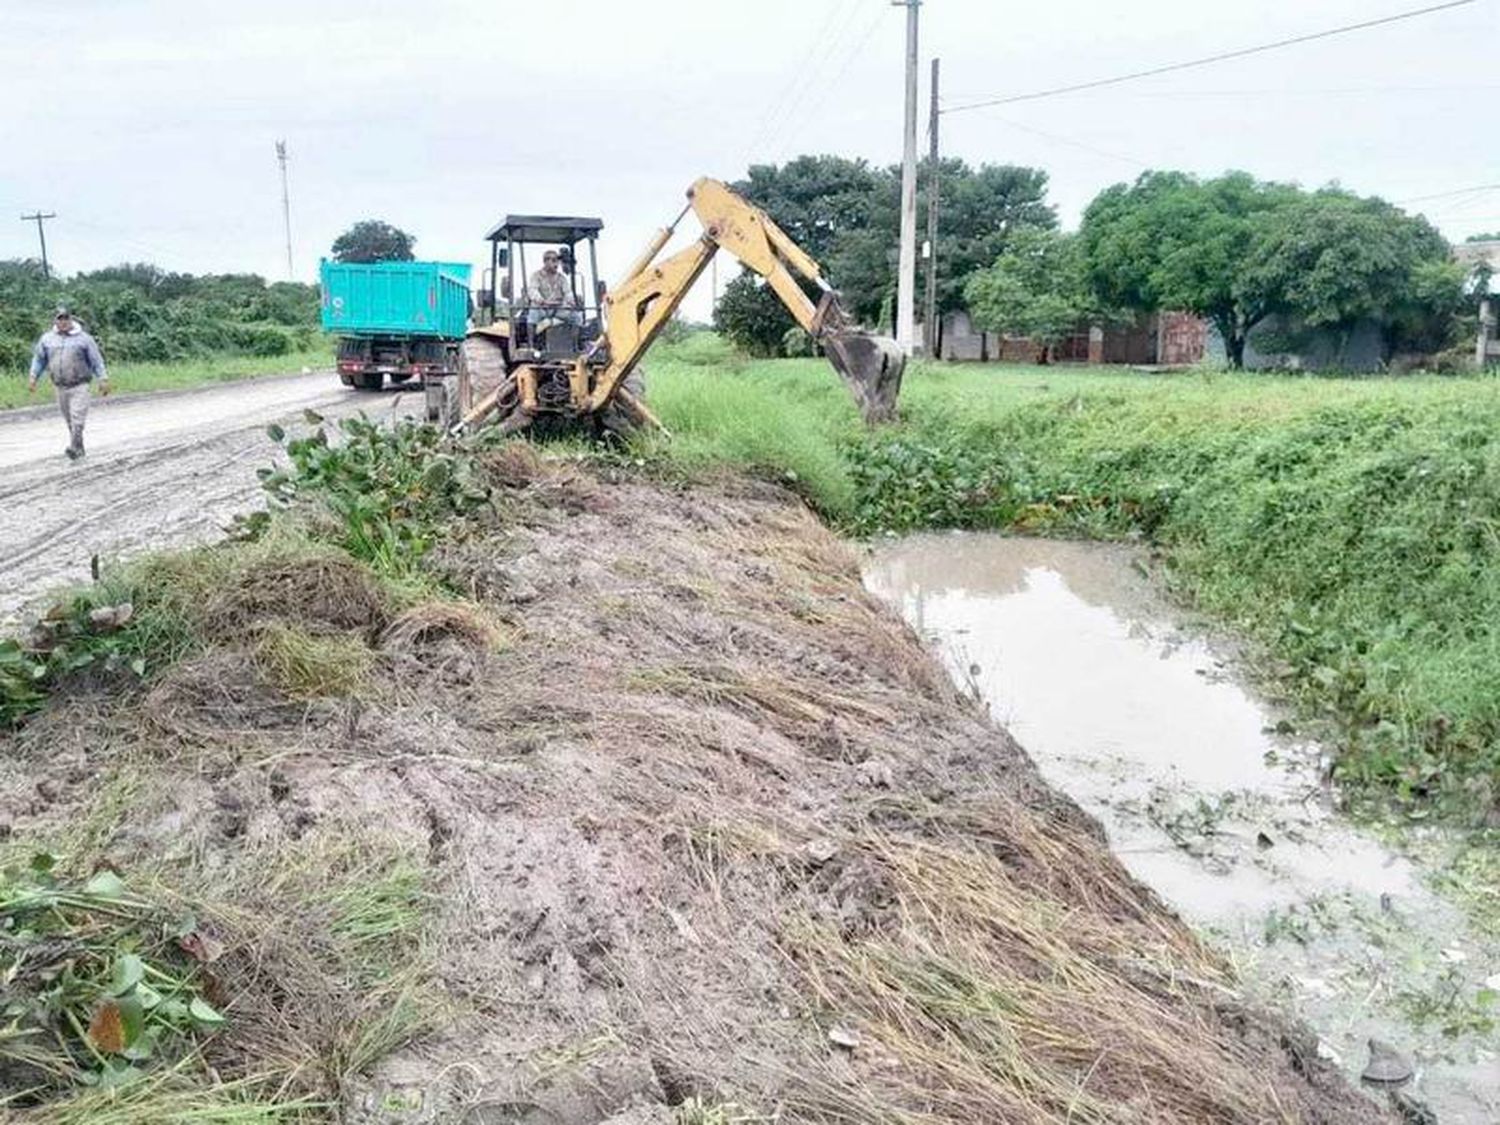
left=28, top=306, right=109, bottom=460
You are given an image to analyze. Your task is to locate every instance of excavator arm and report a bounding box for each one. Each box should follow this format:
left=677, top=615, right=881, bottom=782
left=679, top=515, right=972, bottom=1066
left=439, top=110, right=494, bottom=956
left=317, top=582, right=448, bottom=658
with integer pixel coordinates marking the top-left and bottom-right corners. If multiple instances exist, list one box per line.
left=590, top=177, right=904, bottom=426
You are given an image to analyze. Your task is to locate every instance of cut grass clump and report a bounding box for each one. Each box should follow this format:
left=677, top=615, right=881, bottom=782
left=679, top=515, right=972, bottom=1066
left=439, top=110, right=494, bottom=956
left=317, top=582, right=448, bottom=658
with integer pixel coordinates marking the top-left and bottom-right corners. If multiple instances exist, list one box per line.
left=253, top=624, right=373, bottom=701
left=1, top=859, right=234, bottom=1109
left=783, top=836, right=1276, bottom=1124
left=3, top=522, right=406, bottom=726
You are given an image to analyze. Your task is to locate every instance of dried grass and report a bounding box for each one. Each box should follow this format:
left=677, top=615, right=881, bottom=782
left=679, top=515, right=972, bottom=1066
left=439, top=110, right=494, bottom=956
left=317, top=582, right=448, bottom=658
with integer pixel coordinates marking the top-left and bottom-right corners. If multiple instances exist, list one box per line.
left=0, top=454, right=1384, bottom=1124
left=253, top=623, right=374, bottom=701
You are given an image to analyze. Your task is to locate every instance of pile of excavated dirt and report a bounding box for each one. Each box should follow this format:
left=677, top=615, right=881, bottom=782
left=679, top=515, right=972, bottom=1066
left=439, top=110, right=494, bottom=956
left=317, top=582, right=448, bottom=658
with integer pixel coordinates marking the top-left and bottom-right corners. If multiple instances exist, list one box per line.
left=0, top=448, right=1390, bottom=1123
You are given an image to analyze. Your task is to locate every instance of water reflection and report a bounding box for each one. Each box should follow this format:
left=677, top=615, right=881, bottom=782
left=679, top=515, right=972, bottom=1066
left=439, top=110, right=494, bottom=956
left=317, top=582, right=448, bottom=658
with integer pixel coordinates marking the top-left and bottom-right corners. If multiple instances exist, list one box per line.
left=865, top=532, right=1498, bottom=1123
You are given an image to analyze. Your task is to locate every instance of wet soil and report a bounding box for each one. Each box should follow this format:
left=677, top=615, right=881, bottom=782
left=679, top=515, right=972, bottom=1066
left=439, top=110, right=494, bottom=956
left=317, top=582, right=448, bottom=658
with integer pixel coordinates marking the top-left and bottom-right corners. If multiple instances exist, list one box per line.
left=865, top=531, right=1500, bottom=1123
left=0, top=456, right=1387, bottom=1122
left=0, top=371, right=416, bottom=629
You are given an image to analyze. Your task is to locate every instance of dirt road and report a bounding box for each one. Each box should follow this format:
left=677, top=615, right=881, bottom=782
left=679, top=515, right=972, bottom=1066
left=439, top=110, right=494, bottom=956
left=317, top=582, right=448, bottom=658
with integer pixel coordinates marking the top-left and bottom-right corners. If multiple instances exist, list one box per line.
left=0, top=372, right=414, bottom=627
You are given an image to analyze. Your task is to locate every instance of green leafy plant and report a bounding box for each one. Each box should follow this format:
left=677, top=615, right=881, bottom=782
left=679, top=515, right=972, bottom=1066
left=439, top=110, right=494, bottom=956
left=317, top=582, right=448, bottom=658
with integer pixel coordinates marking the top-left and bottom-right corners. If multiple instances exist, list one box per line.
left=1, top=857, right=228, bottom=1101
left=0, top=600, right=147, bottom=727
left=260, top=412, right=490, bottom=574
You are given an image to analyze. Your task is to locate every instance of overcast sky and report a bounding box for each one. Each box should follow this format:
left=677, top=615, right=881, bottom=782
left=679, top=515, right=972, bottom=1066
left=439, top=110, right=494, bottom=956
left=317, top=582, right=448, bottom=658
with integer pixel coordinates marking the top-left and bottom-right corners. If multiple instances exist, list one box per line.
left=3, top=0, right=1496, bottom=321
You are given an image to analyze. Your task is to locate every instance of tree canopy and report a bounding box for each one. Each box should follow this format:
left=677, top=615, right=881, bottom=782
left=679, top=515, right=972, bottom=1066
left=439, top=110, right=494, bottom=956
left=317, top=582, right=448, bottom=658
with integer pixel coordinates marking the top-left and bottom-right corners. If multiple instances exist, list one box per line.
left=1079, top=171, right=1460, bottom=366
left=729, top=154, right=1055, bottom=352
left=964, top=229, right=1090, bottom=360
left=331, top=220, right=416, bottom=264
left=0, top=260, right=318, bottom=372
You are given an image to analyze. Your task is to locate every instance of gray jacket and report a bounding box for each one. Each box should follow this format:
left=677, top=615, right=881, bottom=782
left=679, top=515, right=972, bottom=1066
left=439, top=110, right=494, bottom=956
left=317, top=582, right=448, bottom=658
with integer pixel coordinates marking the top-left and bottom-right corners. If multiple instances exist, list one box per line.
left=30, top=325, right=108, bottom=388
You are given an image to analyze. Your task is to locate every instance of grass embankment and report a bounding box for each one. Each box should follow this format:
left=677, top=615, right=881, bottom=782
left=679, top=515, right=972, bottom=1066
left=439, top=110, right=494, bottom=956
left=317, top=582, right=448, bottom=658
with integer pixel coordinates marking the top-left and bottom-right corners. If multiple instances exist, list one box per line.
left=0, top=345, right=333, bottom=410
left=1, top=414, right=1380, bottom=1122
left=647, top=342, right=1500, bottom=820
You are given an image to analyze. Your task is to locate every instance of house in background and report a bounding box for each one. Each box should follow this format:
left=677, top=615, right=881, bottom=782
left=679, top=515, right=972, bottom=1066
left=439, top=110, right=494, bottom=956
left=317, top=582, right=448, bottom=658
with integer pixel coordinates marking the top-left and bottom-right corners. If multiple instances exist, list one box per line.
left=1460, top=239, right=1499, bottom=366
left=924, top=310, right=1208, bottom=365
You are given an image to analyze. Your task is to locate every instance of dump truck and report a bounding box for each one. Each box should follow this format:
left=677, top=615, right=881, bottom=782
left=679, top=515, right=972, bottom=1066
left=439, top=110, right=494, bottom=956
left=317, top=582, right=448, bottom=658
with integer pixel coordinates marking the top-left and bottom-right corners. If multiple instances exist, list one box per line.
left=456, top=177, right=904, bottom=437
left=319, top=259, right=472, bottom=421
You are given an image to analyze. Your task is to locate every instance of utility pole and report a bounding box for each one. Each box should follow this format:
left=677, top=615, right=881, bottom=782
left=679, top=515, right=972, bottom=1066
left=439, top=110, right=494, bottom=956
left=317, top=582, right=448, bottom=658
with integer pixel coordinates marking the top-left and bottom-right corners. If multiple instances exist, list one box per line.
left=894, top=0, right=920, bottom=356
left=21, top=211, right=56, bottom=280
left=275, top=140, right=294, bottom=280
left=923, top=57, right=940, bottom=358
left=1480, top=297, right=1494, bottom=370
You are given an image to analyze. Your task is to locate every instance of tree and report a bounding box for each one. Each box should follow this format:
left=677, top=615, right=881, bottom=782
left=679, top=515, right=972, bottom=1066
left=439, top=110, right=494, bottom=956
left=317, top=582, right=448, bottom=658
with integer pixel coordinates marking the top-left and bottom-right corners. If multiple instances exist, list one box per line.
left=331, top=220, right=416, bottom=264
left=923, top=159, right=1056, bottom=322
left=964, top=229, right=1089, bottom=362
left=1080, top=171, right=1296, bottom=368
left=1243, top=190, right=1459, bottom=360
left=734, top=154, right=1056, bottom=339
left=735, top=156, right=895, bottom=328
left=713, top=273, right=793, bottom=356
left=1080, top=172, right=1462, bottom=368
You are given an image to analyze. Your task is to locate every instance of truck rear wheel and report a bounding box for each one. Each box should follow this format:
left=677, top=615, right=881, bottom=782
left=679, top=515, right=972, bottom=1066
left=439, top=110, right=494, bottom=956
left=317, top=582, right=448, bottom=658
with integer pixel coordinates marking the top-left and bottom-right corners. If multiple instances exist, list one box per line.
left=356, top=372, right=383, bottom=391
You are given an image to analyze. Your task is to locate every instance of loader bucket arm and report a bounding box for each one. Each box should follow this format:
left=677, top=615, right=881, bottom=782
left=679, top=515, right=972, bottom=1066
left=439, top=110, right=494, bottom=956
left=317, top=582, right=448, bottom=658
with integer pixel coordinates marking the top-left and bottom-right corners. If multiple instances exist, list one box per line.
left=588, top=178, right=904, bottom=425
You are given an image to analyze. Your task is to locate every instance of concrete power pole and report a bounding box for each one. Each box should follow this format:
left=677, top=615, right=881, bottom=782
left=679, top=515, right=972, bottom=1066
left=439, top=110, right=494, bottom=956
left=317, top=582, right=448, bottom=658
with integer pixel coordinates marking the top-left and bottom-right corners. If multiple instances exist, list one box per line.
left=923, top=58, right=940, bottom=358
left=1480, top=297, right=1494, bottom=370
left=275, top=140, right=294, bottom=280
left=21, top=211, right=56, bottom=281
left=894, top=0, right=920, bottom=355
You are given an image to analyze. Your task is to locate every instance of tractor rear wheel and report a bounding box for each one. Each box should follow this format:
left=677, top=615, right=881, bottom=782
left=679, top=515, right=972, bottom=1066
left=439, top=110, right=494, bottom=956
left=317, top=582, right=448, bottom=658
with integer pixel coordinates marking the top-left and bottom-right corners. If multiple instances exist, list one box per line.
left=460, top=334, right=522, bottom=433
left=597, top=368, right=647, bottom=442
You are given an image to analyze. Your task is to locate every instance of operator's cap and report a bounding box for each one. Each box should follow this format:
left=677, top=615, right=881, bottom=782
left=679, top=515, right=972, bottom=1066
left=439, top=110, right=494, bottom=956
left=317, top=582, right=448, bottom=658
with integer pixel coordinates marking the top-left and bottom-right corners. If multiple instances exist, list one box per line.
left=53, top=304, right=71, bottom=319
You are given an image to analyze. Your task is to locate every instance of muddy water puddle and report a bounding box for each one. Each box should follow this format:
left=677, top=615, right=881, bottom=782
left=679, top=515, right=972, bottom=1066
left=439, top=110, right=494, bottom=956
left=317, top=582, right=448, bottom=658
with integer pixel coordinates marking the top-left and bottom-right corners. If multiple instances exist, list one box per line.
left=864, top=533, right=1499, bottom=1123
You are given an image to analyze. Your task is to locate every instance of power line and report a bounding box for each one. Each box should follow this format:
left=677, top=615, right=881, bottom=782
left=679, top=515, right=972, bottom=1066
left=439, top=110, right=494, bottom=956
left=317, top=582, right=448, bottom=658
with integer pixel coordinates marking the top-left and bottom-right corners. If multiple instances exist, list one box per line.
left=942, top=0, right=1478, bottom=116
left=1394, top=183, right=1500, bottom=204
left=760, top=1, right=887, bottom=160
left=970, top=111, right=1152, bottom=168
left=940, top=82, right=1500, bottom=103
left=741, top=0, right=866, bottom=165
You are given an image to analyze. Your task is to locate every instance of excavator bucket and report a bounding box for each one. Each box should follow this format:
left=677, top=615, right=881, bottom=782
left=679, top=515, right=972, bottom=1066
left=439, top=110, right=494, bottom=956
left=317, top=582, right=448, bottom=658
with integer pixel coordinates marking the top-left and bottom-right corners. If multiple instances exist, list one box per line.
left=824, top=330, right=905, bottom=424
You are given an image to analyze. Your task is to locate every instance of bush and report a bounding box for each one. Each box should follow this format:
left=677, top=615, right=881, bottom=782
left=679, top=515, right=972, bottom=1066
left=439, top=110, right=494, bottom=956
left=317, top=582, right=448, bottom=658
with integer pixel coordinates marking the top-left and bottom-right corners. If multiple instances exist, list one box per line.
left=0, top=259, right=318, bottom=374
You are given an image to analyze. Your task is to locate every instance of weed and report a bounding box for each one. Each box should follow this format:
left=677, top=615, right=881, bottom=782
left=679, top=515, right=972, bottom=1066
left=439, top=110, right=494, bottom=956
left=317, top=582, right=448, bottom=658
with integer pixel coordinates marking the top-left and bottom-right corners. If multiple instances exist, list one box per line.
left=1, top=858, right=230, bottom=1104
left=261, top=412, right=490, bottom=574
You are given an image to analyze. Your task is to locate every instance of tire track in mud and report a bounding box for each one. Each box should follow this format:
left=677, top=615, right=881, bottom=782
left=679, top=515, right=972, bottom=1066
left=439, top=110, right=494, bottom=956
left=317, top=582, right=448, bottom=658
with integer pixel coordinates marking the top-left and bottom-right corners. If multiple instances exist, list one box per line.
left=0, top=377, right=416, bottom=628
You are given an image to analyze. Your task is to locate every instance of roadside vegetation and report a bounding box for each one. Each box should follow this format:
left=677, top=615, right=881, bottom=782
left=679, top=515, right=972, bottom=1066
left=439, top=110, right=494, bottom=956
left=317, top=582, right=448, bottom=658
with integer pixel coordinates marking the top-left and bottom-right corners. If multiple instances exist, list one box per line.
left=0, top=346, right=332, bottom=410
left=0, top=259, right=325, bottom=401
left=645, top=347, right=1500, bottom=824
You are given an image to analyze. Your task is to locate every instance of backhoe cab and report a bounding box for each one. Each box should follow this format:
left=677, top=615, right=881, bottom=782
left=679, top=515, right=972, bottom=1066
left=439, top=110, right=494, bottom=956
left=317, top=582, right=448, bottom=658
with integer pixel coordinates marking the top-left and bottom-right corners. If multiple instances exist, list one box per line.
left=458, top=178, right=904, bottom=439
left=474, top=216, right=604, bottom=357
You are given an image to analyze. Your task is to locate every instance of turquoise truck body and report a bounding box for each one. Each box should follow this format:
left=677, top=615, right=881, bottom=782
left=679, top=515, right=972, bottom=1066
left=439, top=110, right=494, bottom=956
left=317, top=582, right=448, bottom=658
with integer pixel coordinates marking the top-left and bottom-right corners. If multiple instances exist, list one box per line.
left=319, top=259, right=472, bottom=339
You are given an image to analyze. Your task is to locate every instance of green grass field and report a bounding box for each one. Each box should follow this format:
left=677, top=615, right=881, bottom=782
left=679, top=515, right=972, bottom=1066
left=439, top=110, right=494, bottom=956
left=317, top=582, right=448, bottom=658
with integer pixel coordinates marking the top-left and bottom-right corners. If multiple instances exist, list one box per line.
left=646, top=342, right=1500, bottom=818
left=0, top=345, right=333, bottom=410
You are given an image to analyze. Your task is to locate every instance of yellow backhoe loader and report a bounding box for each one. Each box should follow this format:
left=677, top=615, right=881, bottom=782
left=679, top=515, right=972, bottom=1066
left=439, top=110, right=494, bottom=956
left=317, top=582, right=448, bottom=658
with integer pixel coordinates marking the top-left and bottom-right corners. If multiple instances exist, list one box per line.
left=454, top=177, right=905, bottom=437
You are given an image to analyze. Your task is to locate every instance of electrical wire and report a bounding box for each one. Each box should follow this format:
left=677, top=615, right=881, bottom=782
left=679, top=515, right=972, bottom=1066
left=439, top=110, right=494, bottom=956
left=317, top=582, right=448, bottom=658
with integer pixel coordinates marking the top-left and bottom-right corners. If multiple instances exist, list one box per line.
left=965, top=111, right=1152, bottom=168
left=753, top=1, right=891, bottom=163
left=1394, top=183, right=1500, bottom=204
left=941, top=0, right=1479, bottom=115
left=740, top=0, right=867, bottom=166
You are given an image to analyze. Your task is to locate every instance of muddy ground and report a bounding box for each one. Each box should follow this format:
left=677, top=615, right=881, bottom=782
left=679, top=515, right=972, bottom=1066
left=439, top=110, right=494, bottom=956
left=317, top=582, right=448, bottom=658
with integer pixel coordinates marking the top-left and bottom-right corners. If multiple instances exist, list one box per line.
left=0, top=372, right=416, bottom=629
left=0, top=450, right=1391, bottom=1122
